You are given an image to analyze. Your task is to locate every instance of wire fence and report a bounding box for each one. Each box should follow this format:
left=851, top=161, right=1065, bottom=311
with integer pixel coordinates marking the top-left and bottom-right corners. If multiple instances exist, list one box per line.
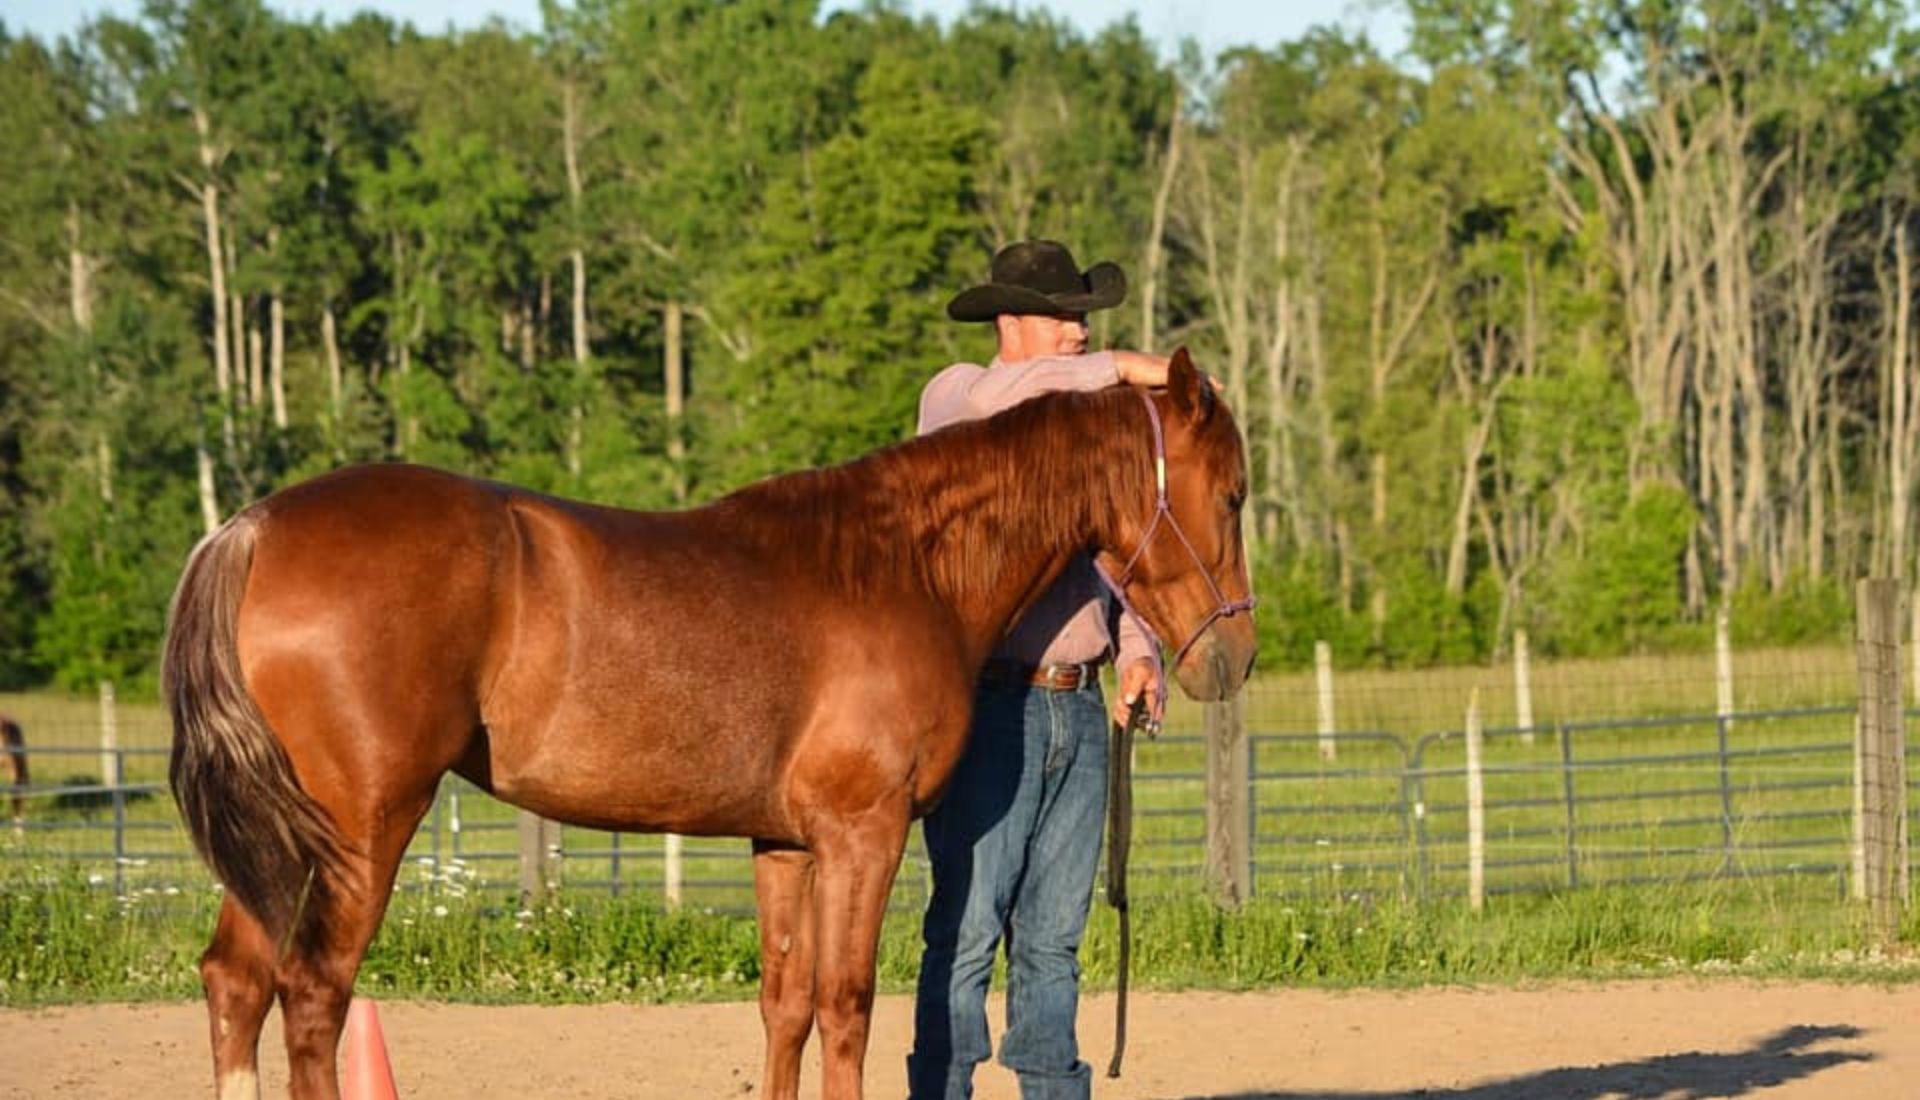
left=2, top=655, right=1910, bottom=915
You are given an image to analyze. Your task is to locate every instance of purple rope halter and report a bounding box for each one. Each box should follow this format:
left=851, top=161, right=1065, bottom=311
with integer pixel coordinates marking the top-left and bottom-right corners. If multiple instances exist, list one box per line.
left=1094, top=388, right=1258, bottom=725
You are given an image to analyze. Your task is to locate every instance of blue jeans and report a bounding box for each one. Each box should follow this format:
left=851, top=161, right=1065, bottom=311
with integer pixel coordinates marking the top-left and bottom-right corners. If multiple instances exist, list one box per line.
left=907, top=678, right=1110, bottom=1100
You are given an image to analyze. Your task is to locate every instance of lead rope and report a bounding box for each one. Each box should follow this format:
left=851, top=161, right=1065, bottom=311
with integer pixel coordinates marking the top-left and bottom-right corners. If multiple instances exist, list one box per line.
left=1097, top=559, right=1161, bottom=1081
left=1105, top=694, right=1147, bottom=1078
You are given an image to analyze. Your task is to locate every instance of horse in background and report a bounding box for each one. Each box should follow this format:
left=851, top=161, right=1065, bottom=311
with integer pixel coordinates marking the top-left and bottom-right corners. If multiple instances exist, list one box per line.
left=165, top=351, right=1255, bottom=1100
left=1, top=714, right=25, bottom=826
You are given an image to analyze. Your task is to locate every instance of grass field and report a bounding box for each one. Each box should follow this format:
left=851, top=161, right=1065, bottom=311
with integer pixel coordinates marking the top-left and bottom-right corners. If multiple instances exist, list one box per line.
left=7, top=856, right=1920, bottom=1007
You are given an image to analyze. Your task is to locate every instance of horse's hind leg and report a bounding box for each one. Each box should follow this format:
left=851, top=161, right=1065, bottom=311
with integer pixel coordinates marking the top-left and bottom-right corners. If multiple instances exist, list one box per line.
left=275, top=799, right=431, bottom=1100
left=202, top=897, right=276, bottom=1100
left=753, top=841, right=818, bottom=1100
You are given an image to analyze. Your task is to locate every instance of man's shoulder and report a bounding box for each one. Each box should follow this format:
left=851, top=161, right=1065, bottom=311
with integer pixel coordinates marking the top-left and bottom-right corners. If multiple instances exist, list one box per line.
left=921, top=361, right=987, bottom=394
left=917, top=361, right=989, bottom=434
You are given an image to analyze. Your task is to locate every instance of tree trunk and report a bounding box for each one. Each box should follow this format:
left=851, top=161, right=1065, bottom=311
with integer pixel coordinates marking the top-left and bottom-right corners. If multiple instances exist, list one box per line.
left=269, top=227, right=288, bottom=432
left=322, top=299, right=344, bottom=460
left=192, top=107, right=234, bottom=467
left=247, top=307, right=265, bottom=415
left=1260, top=138, right=1304, bottom=551
left=269, top=292, right=287, bottom=430
left=1890, top=218, right=1914, bottom=580
left=665, top=300, right=687, bottom=504
left=69, top=203, right=112, bottom=508
left=197, top=447, right=220, bottom=534
left=564, top=78, right=591, bottom=483
left=1139, top=90, right=1183, bottom=351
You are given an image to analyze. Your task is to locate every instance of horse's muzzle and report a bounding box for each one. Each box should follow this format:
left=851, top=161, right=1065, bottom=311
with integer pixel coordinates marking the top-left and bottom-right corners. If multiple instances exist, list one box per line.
left=1173, top=625, right=1256, bottom=702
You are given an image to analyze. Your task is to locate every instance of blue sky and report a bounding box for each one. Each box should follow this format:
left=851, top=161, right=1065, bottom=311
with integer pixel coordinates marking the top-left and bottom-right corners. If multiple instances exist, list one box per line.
left=3, top=0, right=1409, bottom=61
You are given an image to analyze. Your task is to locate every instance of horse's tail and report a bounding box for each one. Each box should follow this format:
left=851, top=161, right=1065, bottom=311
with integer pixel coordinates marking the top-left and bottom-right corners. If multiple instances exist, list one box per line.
left=165, top=513, right=344, bottom=947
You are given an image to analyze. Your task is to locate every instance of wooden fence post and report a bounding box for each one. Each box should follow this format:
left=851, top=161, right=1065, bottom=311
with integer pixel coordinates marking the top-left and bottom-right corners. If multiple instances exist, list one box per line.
left=517, top=811, right=562, bottom=902
left=1315, top=640, right=1336, bottom=762
left=1854, top=579, right=1907, bottom=947
left=97, top=679, right=118, bottom=787
left=1513, top=629, right=1535, bottom=746
left=664, top=833, right=685, bottom=907
left=1466, top=688, right=1486, bottom=913
left=1715, top=605, right=1734, bottom=727
left=1852, top=712, right=1866, bottom=901
left=1205, top=695, right=1252, bottom=906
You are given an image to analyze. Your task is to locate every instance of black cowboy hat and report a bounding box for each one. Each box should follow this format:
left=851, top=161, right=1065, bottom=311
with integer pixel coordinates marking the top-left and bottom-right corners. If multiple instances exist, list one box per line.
left=947, top=240, right=1127, bottom=322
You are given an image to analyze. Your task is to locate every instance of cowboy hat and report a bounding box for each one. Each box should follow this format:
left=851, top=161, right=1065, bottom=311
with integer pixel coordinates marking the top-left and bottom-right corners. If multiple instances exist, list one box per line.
left=947, top=240, right=1127, bottom=322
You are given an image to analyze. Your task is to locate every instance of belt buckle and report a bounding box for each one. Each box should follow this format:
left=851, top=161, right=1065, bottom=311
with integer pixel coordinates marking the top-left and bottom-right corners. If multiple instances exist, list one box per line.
left=1044, top=662, right=1085, bottom=691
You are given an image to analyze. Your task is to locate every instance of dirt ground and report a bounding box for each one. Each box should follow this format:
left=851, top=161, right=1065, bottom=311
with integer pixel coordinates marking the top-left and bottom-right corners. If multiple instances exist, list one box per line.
left=3, top=982, right=1916, bottom=1099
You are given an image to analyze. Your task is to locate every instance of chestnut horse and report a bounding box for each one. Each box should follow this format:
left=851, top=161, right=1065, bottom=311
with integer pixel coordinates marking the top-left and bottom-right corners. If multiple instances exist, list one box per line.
left=1, top=714, right=24, bottom=826
left=165, top=351, right=1255, bottom=1100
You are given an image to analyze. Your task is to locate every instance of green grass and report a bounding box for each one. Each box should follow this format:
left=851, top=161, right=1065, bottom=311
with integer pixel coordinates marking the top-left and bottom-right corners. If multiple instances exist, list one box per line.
left=6, top=861, right=1920, bottom=1007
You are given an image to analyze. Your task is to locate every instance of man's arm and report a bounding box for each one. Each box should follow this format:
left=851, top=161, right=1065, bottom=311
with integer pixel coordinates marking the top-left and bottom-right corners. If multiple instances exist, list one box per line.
left=919, top=351, right=1184, bottom=434
left=920, top=352, right=1119, bottom=433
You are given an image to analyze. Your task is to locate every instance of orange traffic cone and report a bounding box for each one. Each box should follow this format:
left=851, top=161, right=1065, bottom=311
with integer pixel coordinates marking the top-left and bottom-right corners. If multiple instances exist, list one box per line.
left=341, top=997, right=399, bottom=1100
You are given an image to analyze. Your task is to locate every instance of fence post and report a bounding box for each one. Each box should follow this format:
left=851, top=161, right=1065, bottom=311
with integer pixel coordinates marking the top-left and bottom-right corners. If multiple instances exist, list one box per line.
left=1466, top=689, right=1485, bottom=913
left=1715, top=605, right=1734, bottom=726
left=1851, top=712, right=1866, bottom=901
left=448, top=788, right=464, bottom=868
left=1315, top=640, right=1336, bottom=762
left=98, top=680, right=118, bottom=788
left=1854, top=578, right=1907, bottom=948
left=517, top=811, right=561, bottom=902
left=1557, top=720, right=1578, bottom=889
left=664, top=833, right=685, bottom=907
left=1205, top=695, right=1251, bottom=906
left=1513, top=629, right=1536, bottom=746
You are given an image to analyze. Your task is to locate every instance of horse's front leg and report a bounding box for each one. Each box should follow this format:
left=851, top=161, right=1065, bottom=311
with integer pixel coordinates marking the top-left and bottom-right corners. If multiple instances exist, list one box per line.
left=811, top=806, right=911, bottom=1100
left=752, top=841, right=818, bottom=1100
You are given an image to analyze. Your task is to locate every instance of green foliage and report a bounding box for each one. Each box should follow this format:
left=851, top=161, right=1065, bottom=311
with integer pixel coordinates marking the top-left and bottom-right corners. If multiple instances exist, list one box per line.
left=1539, top=484, right=1699, bottom=657
left=1251, top=554, right=1368, bottom=669
left=1730, top=573, right=1854, bottom=648
left=710, top=50, right=985, bottom=485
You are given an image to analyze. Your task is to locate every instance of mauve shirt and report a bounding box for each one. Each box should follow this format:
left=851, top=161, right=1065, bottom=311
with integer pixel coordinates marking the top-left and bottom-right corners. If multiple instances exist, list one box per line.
left=917, top=351, right=1154, bottom=673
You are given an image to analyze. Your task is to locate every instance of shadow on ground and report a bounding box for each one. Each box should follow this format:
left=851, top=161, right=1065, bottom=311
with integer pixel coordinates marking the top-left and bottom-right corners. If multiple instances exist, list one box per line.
left=1162, top=1024, right=1871, bottom=1100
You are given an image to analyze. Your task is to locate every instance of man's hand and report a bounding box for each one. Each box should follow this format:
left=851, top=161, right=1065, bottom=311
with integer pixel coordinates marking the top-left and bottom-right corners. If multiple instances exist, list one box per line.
left=1114, top=351, right=1171, bottom=387
left=1114, top=658, right=1161, bottom=728
left=1114, top=351, right=1226, bottom=392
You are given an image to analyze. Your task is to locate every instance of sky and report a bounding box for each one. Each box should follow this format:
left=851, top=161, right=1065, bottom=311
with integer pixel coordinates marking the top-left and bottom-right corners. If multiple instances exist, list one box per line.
left=2, top=0, right=1410, bottom=62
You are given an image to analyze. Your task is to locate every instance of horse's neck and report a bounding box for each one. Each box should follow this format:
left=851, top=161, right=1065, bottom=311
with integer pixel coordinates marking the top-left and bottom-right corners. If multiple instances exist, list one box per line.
left=909, top=395, right=1137, bottom=665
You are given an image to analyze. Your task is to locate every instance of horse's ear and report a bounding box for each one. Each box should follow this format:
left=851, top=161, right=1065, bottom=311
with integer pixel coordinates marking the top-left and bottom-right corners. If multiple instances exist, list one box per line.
left=1167, top=346, right=1210, bottom=420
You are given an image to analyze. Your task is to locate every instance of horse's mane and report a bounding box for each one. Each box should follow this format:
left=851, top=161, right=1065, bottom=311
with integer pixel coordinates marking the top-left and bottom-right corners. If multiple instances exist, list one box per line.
left=710, top=386, right=1154, bottom=604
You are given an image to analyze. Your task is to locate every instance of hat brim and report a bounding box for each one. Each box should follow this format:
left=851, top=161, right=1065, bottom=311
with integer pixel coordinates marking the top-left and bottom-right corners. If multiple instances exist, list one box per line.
left=946, top=261, right=1127, bottom=322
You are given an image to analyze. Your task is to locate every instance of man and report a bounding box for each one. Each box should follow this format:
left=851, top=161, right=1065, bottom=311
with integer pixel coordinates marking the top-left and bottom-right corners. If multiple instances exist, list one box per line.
left=908, top=240, right=1171, bottom=1100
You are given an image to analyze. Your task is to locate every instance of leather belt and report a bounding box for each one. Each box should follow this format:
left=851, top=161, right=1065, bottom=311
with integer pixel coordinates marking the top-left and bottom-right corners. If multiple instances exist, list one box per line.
left=981, top=659, right=1097, bottom=692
